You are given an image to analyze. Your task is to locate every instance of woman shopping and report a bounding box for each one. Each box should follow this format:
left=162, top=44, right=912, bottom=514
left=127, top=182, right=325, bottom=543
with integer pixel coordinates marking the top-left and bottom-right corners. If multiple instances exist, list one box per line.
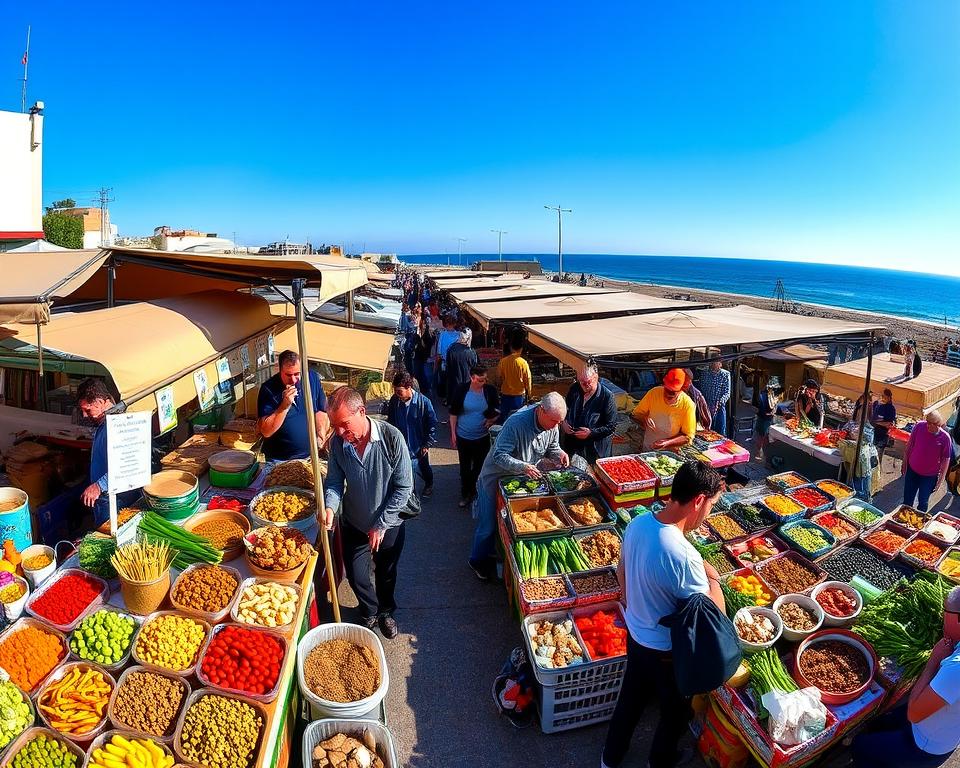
left=903, top=411, right=952, bottom=512
left=448, top=365, right=500, bottom=508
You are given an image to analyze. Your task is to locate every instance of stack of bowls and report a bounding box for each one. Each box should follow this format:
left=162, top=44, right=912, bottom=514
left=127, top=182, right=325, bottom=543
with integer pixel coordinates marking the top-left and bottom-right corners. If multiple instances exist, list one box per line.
left=142, top=470, right=199, bottom=520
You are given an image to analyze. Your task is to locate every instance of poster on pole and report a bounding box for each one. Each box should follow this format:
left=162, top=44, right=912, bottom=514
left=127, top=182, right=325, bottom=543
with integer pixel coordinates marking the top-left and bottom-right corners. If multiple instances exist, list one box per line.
left=216, top=357, right=232, bottom=384
left=156, top=385, right=177, bottom=434
left=240, top=344, right=251, bottom=372
left=194, top=368, right=214, bottom=411
left=267, top=333, right=275, bottom=364
left=106, top=412, right=153, bottom=494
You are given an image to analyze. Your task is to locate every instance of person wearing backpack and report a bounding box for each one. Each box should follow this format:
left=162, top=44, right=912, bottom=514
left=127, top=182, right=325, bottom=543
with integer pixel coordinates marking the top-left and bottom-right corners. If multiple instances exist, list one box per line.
left=601, top=462, right=726, bottom=768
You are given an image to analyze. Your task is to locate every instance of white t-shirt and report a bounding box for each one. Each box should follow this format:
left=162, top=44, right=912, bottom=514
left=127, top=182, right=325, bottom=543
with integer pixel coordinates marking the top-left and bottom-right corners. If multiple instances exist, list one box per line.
left=622, top=511, right=710, bottom=651
left=913, top=642, right=960, bottom=755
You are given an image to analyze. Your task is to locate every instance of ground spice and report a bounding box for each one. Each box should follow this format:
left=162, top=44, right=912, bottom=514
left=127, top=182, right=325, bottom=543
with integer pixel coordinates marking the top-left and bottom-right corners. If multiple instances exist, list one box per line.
left=0, top=623, right=65, bottom=691
left=304, top=639, right=380, bottom=703
left=799, top=640, right=869, bottom=693
left=112, top=670, right=185, bottom=737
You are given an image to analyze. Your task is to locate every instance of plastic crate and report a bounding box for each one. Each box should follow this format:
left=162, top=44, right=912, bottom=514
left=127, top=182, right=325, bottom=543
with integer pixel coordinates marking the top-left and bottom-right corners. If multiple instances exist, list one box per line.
left=777, top=520, right=837, bottom=560
left=523, top=608, right=628, bottom=687
left=301, top=718, right=399, bottom=768
left=545, top=468, right=598, bottom=497
left=860, top=521, right=912, bottom=561
left=784, top=484, right=835, bottom=514
left=765, top=471, right=810, bottom=492
left=536, top=675, right=623, bottom=733
left=594, top=455, right=658, bottom=495
left=757, top=493, right=808, bottom=525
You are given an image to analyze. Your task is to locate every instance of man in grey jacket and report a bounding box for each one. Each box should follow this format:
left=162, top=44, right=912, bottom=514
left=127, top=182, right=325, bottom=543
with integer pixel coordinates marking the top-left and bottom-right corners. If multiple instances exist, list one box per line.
left=323, top=387, right=414, bottom=639
left=469, top=391, right=570, bottom=581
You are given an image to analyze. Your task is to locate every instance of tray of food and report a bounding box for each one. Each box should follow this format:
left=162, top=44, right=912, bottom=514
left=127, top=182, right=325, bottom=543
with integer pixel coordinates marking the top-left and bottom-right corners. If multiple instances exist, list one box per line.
left=754, top=551, right=826, bottom=596
left=778, top=520, right=837, bottom=560
left=545, top=468, right=597, bottom=496
left=506, top=496, right=573, bottom=538
left=573, top=527, right=623, bottom=570
left=766, top=471, right=810, bottom=491
left=639, top=451, right=684, bottom=486
left=499, top=475, right=551, bottom=498
left=730, top=501, right=774, bottom=536
left=890, top=504, right=930, bottom=533
left=838, top=500, right=887, bottom=529
left=705, top=512, right=751, bottom=542
left=725, top=533, right=789, bottom=567
left=698, top=542, right=740, bottom=576
left=924, top=513, right=960, bottom=545
left=758, top=493, right=808, bottom=525
left=861, top=521, right=912, bottom=560
left=563, top=495, right=615, bottom=529
left=811, top=511, right=861, bottom=543
left=565, top=568, right=622, bottom=606
left=818, top=543, right=911, bottom=592
left=814, top=479, right=855, bottom=503
left=724, top=567, right=777, bottom=607
left=899, top=532, right=947, bottom=570
left=937, top=547, right=960, bottom=583
left=785, top=484, right=835, bottom=514
left=594, top=455, right=658, bottom=495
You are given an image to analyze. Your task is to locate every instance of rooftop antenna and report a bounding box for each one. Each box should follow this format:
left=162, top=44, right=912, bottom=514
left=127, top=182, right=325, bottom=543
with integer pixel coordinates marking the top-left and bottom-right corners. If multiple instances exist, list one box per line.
left=96, top=187, right=115, bottom=247
left=20, top=26, right=30, bottom=113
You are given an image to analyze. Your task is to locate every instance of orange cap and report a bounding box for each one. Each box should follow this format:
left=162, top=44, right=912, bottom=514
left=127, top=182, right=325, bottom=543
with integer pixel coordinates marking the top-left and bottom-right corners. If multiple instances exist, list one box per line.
left=663, top=368, right=685, bottom=392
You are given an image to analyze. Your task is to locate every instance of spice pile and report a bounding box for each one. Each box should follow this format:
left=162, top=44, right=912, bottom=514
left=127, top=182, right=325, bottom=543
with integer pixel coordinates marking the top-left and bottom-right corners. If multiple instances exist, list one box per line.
left=38, top=665, right=111, bottom=735
left=707, top=513, right=747, bottom=541
left=29, top=571, right=103, bottom=627
left=135, top=614, right=207, bottom=672
left=511, top=507, right=565, bottom=533
left=0, top=681, right=31, bottom=750
left=70, top=609, right=137, bottom=665
left=173, top=565, right=239, bottom=613
left=776, top=601, right=817, bottom=631
left=798, top=640, right=869, bottom=694
left=0, top=576, right=24, bottom=604
left=193, top=518, right=247, bottom=550
left=528, top=618, right=585, bottom=668
left=88, top=734, right=171, bottom=768
left=8, top=733, right=78, bottom=768
left=0, top=622, right=65, bottom=691
left=179, top=693, right=263, bottom=768
left=234, top=581, right=299, bottom=627
left=23, top=551, right=52, bottom=571
left=575, top=609, right=627, bottom=658
left=569, top=570, right=620, bottom=595
left=566, top=498, right=604, bottom=526
left=265, top=459, right=316, bottom=489
left=248, top=526, right=313, bottom=571
left=521, top=577, right=570, bottom=602
left=311, top=732, right=384, bottom=768
left=253, top=490, right=313, bottom=523
left=201, top=625, right=284, bottom=696
left=734, top=611, right=777, bottom=644
left=578, top=530, right=621, bottom=567
left=863, top=527, right=908, bottom=555
left=757, top=556, right=822, bottom=594
left=304, top=640, right=381, bottom=703
left=112, top=670, right=185, bottom=737
left=816, top=587, right=858, bottom=617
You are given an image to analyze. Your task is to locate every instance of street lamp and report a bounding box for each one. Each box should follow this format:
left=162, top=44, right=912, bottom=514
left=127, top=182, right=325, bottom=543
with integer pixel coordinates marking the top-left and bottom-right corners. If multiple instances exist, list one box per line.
left=491, top=229, right=508, bottom=262
left=544, top=205, right=572, bottom=278
left=456, top=237, right=467, bottom=266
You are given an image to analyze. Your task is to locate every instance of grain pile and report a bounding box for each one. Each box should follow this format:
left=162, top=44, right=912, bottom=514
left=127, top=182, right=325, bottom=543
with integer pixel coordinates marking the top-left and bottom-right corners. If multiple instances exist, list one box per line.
left=303, top=640, right=380, bottom=703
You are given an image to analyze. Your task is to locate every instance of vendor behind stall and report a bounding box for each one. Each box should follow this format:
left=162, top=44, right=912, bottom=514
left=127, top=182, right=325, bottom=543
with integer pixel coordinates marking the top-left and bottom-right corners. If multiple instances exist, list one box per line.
left=630, top=368, right=696, bottom=451
left=795, top=378, right=825, bottom=429
left=77, top=378, right=141, bottom=527
left=257, top=350, right=330, bottom=462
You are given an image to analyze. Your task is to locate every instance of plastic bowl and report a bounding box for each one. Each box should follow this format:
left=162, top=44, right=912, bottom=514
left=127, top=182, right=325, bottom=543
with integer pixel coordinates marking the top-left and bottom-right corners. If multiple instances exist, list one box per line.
left=20, top=544, right=56, bottom=588
left=733, top=606, right=783, bottom=652
left=772, top=593, right=825, bottom=643
left=0, top=576, right=29, bottom=622
left=794, top=629, right=877, bottom=704
left=811, top=581, right=863, bottom=628
left=34, top=661, right=115, bottom=744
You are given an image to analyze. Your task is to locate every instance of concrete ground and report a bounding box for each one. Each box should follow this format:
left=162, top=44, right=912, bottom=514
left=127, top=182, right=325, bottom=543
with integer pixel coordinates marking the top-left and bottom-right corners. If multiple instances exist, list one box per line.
left=329, top=399, right=960, bottom=768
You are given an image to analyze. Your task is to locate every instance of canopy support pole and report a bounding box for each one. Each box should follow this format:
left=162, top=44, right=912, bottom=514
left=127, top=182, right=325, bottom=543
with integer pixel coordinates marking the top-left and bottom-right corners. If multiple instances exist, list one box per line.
left=293, top=278, right=341, bottom=623
left=851, top=331, right=875, bottom=487
left=729, top=346, right=741, bottom=439
left=36, top=322, right=47, bottom=410
left=106, top=257, right=116, bottom=308
left=347, top=290, right=355, bottom=328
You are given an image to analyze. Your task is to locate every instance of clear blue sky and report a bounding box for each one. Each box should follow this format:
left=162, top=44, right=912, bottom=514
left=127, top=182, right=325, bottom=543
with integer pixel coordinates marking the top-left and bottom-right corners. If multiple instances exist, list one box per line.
left=3, top=2, right=958, bottom=274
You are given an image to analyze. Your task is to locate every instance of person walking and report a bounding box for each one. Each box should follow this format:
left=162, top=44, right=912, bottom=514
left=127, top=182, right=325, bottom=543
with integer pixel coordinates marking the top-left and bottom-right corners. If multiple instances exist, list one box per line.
left=384, top=371, right=438, bottom=497
left=434, top=314, right=461, bottom=402
left=903, top=411, right=952, bottom=512
left=448, top=365, right=500, bottom=507
left=323, top=387, right=415, bottom=639
left=682, top=369, right=712, bottom=430
left=411, top=316, right=435, bottom=397
left=445, top=330, right=478, bottom=397
left=496, top=330, right=532, bottom=424
left=700, top=360, right=731, bottom=436
left=561, top=362, right=618, bottom=462
left=601, top=462, right=726, bottom=768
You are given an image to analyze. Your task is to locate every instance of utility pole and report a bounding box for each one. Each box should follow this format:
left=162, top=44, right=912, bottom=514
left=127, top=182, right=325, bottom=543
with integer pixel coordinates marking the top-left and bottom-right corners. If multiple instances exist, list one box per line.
left=20, top=26, right=30, bottom=113
left=456, top=237, right=467, bottom=266
left=96, top=187, right=115, bottom=247
left=491, top=229, right=507, bottom=262
left=544, top=205, right=571, bottom=278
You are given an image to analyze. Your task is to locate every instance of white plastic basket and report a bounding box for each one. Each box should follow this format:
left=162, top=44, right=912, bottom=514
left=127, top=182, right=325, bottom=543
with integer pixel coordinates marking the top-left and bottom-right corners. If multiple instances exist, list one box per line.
left=301, top=718, right=399, bottom=768
left=537, top=677, right=622, bottom=733
left=297, top=623, right=390, bottom=721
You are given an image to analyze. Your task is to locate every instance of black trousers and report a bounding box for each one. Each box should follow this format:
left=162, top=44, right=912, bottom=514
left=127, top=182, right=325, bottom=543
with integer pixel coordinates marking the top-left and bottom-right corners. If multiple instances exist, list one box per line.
left=456, top=435, right=490, bottom=498
left=341, top=520, right=406, bottom=620
left=602, top=634, right=692, bottom=768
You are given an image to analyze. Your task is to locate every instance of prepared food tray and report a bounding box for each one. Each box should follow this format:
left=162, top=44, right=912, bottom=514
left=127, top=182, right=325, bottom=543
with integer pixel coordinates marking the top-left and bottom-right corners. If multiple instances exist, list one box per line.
left=563, top=494, right=614, bottom=529
left=573, top=527, right=622, bottom=569
left=861, top=521, right=912, bottom=560
left=545, top=468, right=598, bottom=496
left=814, top=479, right=855, bottom=502
left=638, top=451, right=684, bottom=483
left=785, top=484, right=835, bottom=514
left=924, top=513, right=960, bottom=545
left=725, top=533, right=788, bottom=567
left=754, top=551, right=826, bottom=595
left=594, top=455, right=657, bottom=495
left=838, top=500, right=887, bottom=529
left=766, top=471, right=810, bottom=491
left=694, top=428, right=727, bottom=446
left=506, top=496, right=573, bottom=538
left=811, top=511, right=861, bottom=543
left=524, top=611, right=589, bottom=671
left=819, top=543, right=911, bottom=592
left=890, top=504, right=929, bottom=533
left=758, top=493, right=807, bottom=524
left=500, top=475, right=551, bottom=498
left=778, top=520, right=837, bottom=560
left=724, top=567, right=778, bottom=607
left=937, top=548, right=960, bottom=583
left=899, top=533, right=947, bottom=570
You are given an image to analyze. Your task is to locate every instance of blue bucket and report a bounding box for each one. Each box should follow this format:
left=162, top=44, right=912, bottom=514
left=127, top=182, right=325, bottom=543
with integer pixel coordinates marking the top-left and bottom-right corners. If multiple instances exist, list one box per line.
left=0, top=487, right=33, bottom=552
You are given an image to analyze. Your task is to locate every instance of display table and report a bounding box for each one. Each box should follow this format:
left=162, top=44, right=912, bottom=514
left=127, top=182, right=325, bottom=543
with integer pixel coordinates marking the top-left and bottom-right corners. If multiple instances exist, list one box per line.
left=767, top=425, right=842, bottom=480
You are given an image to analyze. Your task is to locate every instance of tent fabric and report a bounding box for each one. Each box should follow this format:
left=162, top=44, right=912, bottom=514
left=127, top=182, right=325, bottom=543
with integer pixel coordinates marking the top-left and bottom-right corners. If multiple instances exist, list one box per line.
left=817, top=356, right=960, bottom=419
left=5, top=239, right=77, bottom=253
left=463, top=292, right=710, bottom=329
left=450, top=282, right=621, bottom=304
left=2, top=290, right=290, bottom=409
left=524, top=305, right=883, bottom=369
left=431, top=275, right=538, bottom=291
left=425, top=270, right=507, bottom=279
left=271, top=306, right=396, bottom=373
left=0, top=250, right=108, bottom=324
left=744, top=344, right=828, bottom=363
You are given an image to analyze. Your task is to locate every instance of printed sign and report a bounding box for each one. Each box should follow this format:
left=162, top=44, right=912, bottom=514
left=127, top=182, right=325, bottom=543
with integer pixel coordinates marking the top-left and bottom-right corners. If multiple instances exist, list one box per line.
left=194, top=368, right=214, bottom=411
left=106, top=412, right=153, bottom=494
left=240, top=344, right=251, bottom=372
left=216, top=357, right=232, bottom=384
left=155, top=385, right=177, bottom=434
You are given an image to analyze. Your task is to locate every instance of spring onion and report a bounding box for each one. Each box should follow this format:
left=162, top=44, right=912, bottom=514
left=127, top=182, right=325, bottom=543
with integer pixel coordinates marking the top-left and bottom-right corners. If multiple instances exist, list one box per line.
left=138, top=511, right=222, bottom=569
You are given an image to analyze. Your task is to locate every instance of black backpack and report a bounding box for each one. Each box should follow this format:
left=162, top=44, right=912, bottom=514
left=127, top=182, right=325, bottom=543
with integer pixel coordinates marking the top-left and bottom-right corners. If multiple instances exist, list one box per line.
left=659, top=593, right=742, bottom=696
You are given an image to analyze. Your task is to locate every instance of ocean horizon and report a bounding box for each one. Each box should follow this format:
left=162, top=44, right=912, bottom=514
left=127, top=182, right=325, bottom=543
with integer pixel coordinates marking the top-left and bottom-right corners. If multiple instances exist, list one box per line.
left=403, top=253, right=960, bottom=329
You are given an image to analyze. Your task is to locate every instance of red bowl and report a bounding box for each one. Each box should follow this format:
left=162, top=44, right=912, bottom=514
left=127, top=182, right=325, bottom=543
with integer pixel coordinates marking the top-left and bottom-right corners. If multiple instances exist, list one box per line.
left=794, top=628, right=877, bottom=704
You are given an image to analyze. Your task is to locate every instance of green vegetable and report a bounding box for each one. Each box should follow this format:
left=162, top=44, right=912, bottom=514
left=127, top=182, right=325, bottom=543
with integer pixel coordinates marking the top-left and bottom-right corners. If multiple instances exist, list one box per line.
left=784, top=524, right=831, bottom=553
left=10, top=733, right=78, bottom=768
left=0, top=681, right=31, bottom=749
left=69, top=608, right=137, bottom=665
left=139, top=511, right=222, bottom=569
left=748, top=647, right=798, bottom=717
left=721, top=580, right=757, bottom=619
left=78, top=534, right=118, bottom=578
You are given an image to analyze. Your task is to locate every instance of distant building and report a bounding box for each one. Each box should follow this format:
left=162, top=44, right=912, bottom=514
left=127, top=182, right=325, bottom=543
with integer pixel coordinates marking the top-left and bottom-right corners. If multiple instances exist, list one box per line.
left=259, top=241, right=313, bottom=255
left=0, top=102, right=44, bottom=249
left=153, top=226, right=234, bottom=252
left=60, top=207, right=118, bottom=248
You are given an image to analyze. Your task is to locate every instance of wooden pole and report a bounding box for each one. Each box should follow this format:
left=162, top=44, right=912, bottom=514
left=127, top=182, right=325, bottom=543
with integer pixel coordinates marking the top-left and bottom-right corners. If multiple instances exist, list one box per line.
left=851, top=332, right=875, bottom=486
left=293, top=279, right=341, bottom=622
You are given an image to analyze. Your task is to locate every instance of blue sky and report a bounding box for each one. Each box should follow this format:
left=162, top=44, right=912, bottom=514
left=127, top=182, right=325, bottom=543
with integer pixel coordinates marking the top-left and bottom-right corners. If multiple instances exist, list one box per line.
left=3, top=2, right=958, bottom=274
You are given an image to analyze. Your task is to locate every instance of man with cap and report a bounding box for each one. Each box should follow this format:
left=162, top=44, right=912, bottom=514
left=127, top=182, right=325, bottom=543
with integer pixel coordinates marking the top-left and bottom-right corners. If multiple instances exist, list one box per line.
left=852, top=585, right=960, bottom=768
left=631, top=368, right=697, bottom=451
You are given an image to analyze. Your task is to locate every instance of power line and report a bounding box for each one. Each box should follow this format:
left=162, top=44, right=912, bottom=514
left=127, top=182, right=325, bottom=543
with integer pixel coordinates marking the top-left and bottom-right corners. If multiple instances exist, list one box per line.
left=94, top=187, right=115, bottom=247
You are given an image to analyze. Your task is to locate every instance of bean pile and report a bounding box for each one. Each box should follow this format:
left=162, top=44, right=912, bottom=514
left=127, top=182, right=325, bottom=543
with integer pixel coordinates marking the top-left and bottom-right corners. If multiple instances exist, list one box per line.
left=820, top=546, right=906, bottom=591
left=521, top=577, right=570, bottom=601
left=782, top=524, right=832, bottom=554
left=757, top=556, right=821, bottom=594
left=578, top=530, right=621, bottom=567
left=112, top=670, right=185, bottom=737
left=234, top=581, right=299, bottom=628
left=569, top=571, right=620, bottom=595
left=304, top=639, right=381, bottom=703
left=265, top=459, right=315, bottom=489
left=253, top=490, right=312, bottom=522
left=0, top=681, right=31, bottom=750
left=193, top=519, right=246, bottom=550
left=179, top=694, right=263, bottom=768
left=707, top=514, right=747, bottom=541
left=799, top=640, right=869, bottom=693
left=173, top=566, right=239, bottom=613
left=8, top=733, right=78, bottom=768
left=135, top=614, right=206, bottom=672
left=776, top=601, right=817, bottom=631
left=70, top=609, right=137, bottom=665
left=0, top=623, right=65, bottom=692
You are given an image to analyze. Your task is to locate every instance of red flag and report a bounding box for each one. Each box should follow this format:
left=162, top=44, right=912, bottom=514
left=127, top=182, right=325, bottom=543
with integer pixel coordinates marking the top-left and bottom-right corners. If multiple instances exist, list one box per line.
left=21, top=51, right=27, bottom=66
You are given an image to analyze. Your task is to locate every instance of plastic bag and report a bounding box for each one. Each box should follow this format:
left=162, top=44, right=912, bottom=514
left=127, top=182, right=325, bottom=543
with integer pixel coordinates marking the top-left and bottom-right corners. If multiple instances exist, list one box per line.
left=761, top=687, right=828, bottom=746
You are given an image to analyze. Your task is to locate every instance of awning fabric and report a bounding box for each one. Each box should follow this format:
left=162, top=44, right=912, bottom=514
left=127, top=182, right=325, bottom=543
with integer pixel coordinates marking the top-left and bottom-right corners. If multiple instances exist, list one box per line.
left=432, top=276, right=537, bottom=291
left=524, top=305, right=884, bottom=369
left=0, top=250, right=107, bottom=324
left=271, top=306, right=395, bottom=373
left=2, top=290, right=289, bottom=410
left=743, top=344, right=828, bottom=363
left=425, top=270, right=507, bottom=279
left=450, top=282, right=621, bottom=304
left=817, top=356, right=960, bottom=419
left=464, top=292, right=710, bottom=329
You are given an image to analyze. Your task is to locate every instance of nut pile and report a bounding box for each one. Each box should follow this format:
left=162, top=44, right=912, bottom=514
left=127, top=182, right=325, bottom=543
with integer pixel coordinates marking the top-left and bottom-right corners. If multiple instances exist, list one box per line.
left=248, top=526, right=313, bottom=571
left=254, top=490, right=313, bottom=522
left=193, top=519, right=247, bottom=550
left=776, top=601, right=817, bottom=631
left=311, top=732, right=384, bottom=768
left=234, top=581, right=299, bottom=627
left=757, top=556, right=821, bottom=594
left=265, top=459, right=317, bottom=489
left=179, top=694, right=263, bottom=768
left=569, top=570, right=620, bottom=595
left=135, top=614, right=206, bottom=672
left=578, top=530, right=621, bottom=567
left=112, top=670, right=185, bottom=737
left=173, top=566, right=239, bottom=613
left=520, top=577, right=570, bottom=602
left=734, top=611, right=776, bottom=643
left=304, top=640, right=381, bottom=703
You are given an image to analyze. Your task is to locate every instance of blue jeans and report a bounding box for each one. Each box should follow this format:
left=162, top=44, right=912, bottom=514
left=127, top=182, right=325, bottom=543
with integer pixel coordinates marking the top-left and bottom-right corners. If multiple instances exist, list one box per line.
left=711, top=405, right=727, bottom=437
left=852, top=706, right=951, bottom=768
left=499, top=394, right=525, bottom=425
left=903, top=466, right=938, bottom=512
left=414, top=360, right=433, bottom=396
left=414, top=451, right=434, bottom=489
left=469, top=484, right=498, bottom=564
left=93, top=489, right=141, bottom=527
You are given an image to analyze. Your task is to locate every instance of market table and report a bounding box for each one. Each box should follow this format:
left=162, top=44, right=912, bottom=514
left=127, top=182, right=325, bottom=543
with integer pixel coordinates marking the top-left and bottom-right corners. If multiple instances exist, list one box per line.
left=767, top=425, right=843, bottom=480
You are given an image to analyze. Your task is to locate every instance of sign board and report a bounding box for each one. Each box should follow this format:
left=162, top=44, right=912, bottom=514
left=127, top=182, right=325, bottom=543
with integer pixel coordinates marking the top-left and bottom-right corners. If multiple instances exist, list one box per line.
left=106, top=412, right=153, bottom=494
left=226, top=347, right=244, bottom=376
left=216, top=357, right=232, bottom=384
left=267, top=333, right=276, bottom=363
left=155, top=385, right=178, bottom=434
left=240, top=344, right=251, bottom=372
left=194, top=368, right=215, bottom=411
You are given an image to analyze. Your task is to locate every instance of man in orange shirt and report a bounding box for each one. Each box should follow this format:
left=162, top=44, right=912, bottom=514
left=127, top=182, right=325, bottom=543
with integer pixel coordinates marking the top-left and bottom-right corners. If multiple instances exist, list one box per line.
left=630, top=368, right=697, bottom=451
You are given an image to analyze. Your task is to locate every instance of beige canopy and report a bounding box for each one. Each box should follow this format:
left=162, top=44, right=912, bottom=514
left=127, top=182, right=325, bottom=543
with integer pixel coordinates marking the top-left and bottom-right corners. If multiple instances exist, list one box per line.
left=0, top=250, right=107, bottom=324
left=745, top=344, right=828, bottom=363
left=524, top=305, right=883, bottom=369
left=433, top=275, right=538, bottom=292
left=271, top=306, right=395, bottom=373
left=425, top=269, right=506, bottom=279
left=450, top=282, right=621, bottom=304
left=816, top=356, right=960, bottom=419
left=464, top=292, right=710, bottom=329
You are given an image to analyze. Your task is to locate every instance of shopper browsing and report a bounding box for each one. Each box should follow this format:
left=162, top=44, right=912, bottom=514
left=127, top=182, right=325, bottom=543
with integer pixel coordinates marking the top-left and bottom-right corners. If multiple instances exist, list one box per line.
left=496, top=330, right=533, bottom=423
left=903, top=410, right=952, bottom=512
left=794, top=379, right=825, bottom=429
left=700, top=360, right=732, bottom=436
left=561, top=362, right=618, bottom=462
left=384, top=371, right=438, bottom=498
left=448, top=365, right=500, bottom=508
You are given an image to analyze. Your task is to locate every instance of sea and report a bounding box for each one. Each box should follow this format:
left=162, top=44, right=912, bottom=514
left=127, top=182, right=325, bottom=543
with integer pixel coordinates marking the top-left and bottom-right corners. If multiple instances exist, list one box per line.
left=404, top=253, right=960, bottom=329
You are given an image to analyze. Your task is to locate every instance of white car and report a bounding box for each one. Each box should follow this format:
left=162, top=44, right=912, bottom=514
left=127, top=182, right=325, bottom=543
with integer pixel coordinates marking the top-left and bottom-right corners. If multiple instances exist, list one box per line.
left=307, top=299, right=400, bottom=331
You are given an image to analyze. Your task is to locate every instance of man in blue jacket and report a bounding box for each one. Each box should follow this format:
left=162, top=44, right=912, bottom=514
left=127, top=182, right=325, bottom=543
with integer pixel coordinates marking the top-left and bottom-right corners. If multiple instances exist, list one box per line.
left=385, top=371, right=438, bottom=497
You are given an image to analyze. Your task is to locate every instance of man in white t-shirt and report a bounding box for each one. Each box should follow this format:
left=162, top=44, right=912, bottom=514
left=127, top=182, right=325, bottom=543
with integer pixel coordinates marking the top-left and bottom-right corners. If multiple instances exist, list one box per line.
left=601, top=461, right=725, bottom=768
left=852, top=585, right=960, bottom=768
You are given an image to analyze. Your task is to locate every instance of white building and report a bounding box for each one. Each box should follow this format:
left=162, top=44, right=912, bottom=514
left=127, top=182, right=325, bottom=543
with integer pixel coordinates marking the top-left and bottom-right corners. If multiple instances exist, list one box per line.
left=0, top=103, right=44, bottom=248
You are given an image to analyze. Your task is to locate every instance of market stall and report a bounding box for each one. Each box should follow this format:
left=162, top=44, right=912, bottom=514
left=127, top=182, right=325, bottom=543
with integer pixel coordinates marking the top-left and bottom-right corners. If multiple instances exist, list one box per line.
left=449, top=282, right=621, bottom=304
left=766, top=424, right=844, bottom=479
left=428, top=275, right=536, bottom=292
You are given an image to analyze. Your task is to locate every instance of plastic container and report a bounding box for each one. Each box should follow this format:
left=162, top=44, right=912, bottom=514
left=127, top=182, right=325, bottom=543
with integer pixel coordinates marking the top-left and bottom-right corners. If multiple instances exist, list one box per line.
left=107, top=665, right=191, bottom=742
left=0, top=617, right=69, bottom=695
left=754, top=551, right=826, bottom=596
left=724, top=533, right=788, bottom=567
left=564, top=567, right=622, bottom=607
left=545, top=467, right=598, bottom=497
left=0, top=576, right=29, bottom=622
left=794, top=629, right=877, bottom=705
left=131, top=611, right=211, bottom=677
left=183, top=509, right=250, bottom=562
left=296, top=623, right=389, bottom=721
left=570, top=601, right=630, bottom=663
left=523, top=609, right=593, bottom=683
left=811, top=581, right=863, bottom=628
left=0, top=487, right=31, bottom=552
left=196, top=624, right=288, bottom=703
left=572, top=526, right=622, bottom=571
left=757, top=493, right=808, bottom=525
left=638, top=450, right=683, bottom=486
left=505, top=495, right=573, bottom=540
left=536, top=675, right=622, bottom=734
left=777, top=520, right=837, bottom=560
left=785, top=484, right=835, bottom=514
left=24, top=568, right=109, bottom=634
left=772, top=593, right=824, bottom=642
left=169, top=564, right=242, bottom=624
left=230, top=577, right=303, bottom=631
left=562, top=494, right=616, bottom=531
left=249, top=486, right=317, bottom=532
left=889, top=504, right=930, bottom=533
left=705, top=511, right=752, bottom=543
left=861, top=521, right=912, bottom=561
left=498, top=475, right=551, bottom=499
left=34, top=662, right=114, bottom=744
left=814, top=479, right=855, bottom=503
left=0, top=684, right=34, bottom=759
left=765, top=471, right=810, bottom=492
left=811, top=511, right=862, bottom=543
left=67, top=608, right=141, bottom=673
left=208, top=461, right=261, bottom=489
left=301, top=718, right=399, bottom=768
left=86, top=730, right=175, bottom=767
left=594, top=455, right=657, bottom=495
left=899, top=531, right=947, bottom=570
left=118, top=568, right=171, bottom=617
left=836, top=498, right=887, bottom=528
left=732, top=606, right=782, bottom=652
left=20, top=544, right=56, bottom=588
left=143, top=470, right=199, bottom=512
left=0, top=727, right=85, bottom=768
left=936, top=547, right=960, bottom=583
left=725, top=567, right=779, bottom=607
left=924, top=513, right=960, bottom=545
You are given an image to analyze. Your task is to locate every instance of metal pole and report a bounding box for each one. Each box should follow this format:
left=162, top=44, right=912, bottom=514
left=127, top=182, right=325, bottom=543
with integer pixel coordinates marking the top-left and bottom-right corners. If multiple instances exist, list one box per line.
left=292, top=278, right=341, bottom=622
left=729, top=350, right=741, bottom=439
left=106, top=257, right=116, bottom=308
left=36, top=322, right=46, bottom=410
left=558, top=208, right=563, bottom=278
left=346, top=290, right=355, bottom=329
left=851, top=331, right=875, bottom=485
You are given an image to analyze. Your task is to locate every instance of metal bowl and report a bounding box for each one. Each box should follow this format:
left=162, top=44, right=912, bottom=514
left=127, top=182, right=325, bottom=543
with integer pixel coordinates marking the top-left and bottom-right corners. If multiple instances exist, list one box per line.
left=249, top=487, right=317, bottom=532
